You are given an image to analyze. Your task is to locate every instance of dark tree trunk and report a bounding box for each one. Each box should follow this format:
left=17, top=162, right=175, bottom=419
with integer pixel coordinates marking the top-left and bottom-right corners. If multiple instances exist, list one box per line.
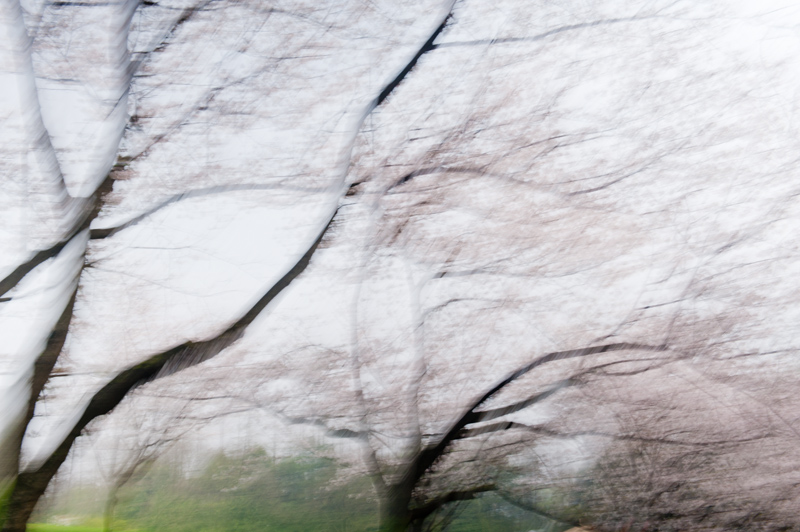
left=0, top=219, right=336, bottom=531
left=2, top=470, right=53, bottom=532
left=379, top=481, right=415, bottom=532
left=1, top=291, right=78, bottom=532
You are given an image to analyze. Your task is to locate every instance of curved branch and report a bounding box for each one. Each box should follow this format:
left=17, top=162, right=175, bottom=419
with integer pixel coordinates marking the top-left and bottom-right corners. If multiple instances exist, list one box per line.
left=471, top=378, right=575, bottom=424
left=433, top=16, right=653, bottom=49
left=1, top=174, right=110, bottom=300
left=0, top=243, right=69, bottom=300
left=466, top=356, right=669, bottom=429
left=413, top=343, right=667, bottom=483
left=89, top=183, right=321, bottom=239
left=460, top=422, right=770, bottom=448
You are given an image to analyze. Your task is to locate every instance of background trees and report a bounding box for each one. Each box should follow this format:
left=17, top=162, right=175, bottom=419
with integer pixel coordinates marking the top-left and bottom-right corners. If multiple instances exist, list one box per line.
left=5, top=0, right=800, bottom=531
left=197, top=0, right=800, bottom=529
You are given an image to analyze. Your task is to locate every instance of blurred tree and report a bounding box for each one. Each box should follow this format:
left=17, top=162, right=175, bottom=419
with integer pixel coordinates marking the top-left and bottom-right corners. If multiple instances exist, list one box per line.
left=212, top=0, right=800, bottom=530
left=4, top=0, right=800, bottom=531
left=0, top=0, right=454, bottom=529
left=87, top=392, right=202, bottom=532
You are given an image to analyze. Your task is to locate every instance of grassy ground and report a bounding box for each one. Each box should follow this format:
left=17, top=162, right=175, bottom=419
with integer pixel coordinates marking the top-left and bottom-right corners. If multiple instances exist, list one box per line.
left=29, top=526, right=145, bottom=532
left=28, top=526, right=105, bottom=532
left=30, top=450, right=566, bottom=532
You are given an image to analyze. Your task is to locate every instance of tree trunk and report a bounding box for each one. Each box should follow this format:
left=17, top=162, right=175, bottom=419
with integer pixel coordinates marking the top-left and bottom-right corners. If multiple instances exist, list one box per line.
left=379, top=482, right=414, bottom=532
left=103, top=490, right=118, bottom=532
left=2, top=422, right=80, bottom=532
left=0, top=291, right=77, bottom=532
left=1, top=471, right=49, bottom=532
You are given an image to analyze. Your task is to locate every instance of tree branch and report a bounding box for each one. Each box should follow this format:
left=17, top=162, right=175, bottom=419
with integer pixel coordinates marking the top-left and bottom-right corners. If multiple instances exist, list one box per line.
left=0, top=172, right=111, bottom=301
left=433, top=16, right=654, bottom=49
left=89, top=183, right=318, bottom=239
left=7, top=210, right=337, bottom=529
left=412, top=343, right=667, bottom=482
left=374, top=12, right=452, bottom=107
left=461, top=356, right=669, bottom=435
left=460, top=421, right=770, bottom=448
left=0, top=244, right=69, bottom=300
left=470, top=378, right=575, bottom=424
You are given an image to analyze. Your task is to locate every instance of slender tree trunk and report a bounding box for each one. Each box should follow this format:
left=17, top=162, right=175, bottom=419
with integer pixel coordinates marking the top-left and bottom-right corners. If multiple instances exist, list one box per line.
left=103, top=490, right=119, bottom=532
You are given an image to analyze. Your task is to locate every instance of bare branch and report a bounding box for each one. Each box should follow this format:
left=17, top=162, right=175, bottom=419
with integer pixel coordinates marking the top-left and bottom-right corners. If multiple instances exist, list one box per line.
left=413, top=343, right=667, bottom=481
left=375, top=13, right=452, bottom=108
left=433, top=16, right=656, bottom=49
left=0, top=243, right=70, bottom=300
left=6, top=210, right=337, bottom=527
left=89, top=183, right=314, bottom=240
left=460, top=422, right=770, bottom=448
left=471, top=378, right=575, bottom=424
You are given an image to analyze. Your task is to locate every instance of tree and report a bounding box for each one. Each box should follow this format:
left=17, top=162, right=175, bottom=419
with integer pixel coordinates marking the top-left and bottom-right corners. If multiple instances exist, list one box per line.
left=0, top=0, right=455, bottom=529
left=86, top=391, right=204, bottom=532
left=6, top=0, right=800, bottom=531
left=195, top=0, right=800, bottom=530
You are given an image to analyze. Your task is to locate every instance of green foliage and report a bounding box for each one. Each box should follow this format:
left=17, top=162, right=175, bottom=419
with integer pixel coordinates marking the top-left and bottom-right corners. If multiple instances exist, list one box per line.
left=117, top=448, right=378, bottom=532
left=35, top=447, right=567, bottom=532
left=430, top=492, right=570, bottom=532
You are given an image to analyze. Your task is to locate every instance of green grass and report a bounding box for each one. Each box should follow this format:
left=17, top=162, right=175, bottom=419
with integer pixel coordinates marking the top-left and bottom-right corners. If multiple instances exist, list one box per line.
left=29, top=525, right=145, bottom=532
left=30, top=448, right=567, bottom=532
left=28, top=526, right=105, bottom=532
left=28, top=521, right=148, bottom=532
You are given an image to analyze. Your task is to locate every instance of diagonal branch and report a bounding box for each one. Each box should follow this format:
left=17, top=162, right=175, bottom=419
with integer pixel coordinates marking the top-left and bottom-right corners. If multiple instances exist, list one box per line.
left=433, top=15, right=654, bottom=49
left=465, top=355, right=669, bottom=430
left=89, top=183, right=318, bottom=239
left=0, top=243, right=70, bottom=300
left=459, top=421, right=769, bottom=448
left=470, top=378, right=575, bottom=424
left=0, top=173, right=112, bottom=301
left=97, top=209, right=333, bottom=412
left=131, top=0, right=216, bottom=65
left=374, top=11, right=452, bottom=107
left=6, top=211, right=337, bottom=530
left=412, top=343, right=667, bottom=483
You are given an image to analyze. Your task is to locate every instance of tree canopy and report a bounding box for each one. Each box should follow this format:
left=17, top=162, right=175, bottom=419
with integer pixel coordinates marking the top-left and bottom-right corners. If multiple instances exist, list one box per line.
left=4, top=0, right=800, bottom=530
